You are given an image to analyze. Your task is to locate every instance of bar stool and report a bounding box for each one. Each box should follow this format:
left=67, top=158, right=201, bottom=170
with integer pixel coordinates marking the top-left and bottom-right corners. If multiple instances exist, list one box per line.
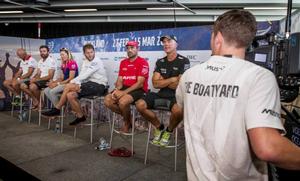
left=42, top=106, right=65, bottom=133
left=109, top=104, right=138, bottom=156
left=10, top=91, right=24, bottom=118
left=73, top=86, right=110, bottom=143
left=144, top=100, right=185, bottom=171
left=28, top=90, right=46, bottom=125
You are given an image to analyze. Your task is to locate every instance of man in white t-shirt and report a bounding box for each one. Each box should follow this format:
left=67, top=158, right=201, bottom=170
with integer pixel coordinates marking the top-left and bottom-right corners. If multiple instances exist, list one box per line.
left=176, top=10, right=300, bottom=181
left=21, top=45, right=56, bottom=109
left=3, top=48, right=37, bottom=102
left=44, top=44, right=108, bottom=125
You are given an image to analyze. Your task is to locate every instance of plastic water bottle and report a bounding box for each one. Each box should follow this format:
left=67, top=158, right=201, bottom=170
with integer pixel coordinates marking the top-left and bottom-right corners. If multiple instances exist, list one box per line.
left=95, top=137, right=110, bottom=150
left=55, top=120, right=60, bottom=133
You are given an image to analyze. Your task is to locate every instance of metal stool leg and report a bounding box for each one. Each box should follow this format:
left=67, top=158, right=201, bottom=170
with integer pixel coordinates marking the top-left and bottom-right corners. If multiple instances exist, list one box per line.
left=60, top=106, right=64, bottom=133
left=48, top=118, right=51, bottom=129
left=90, top=99, right=94, bottom=144
left=11, top=94, right=15, bottom=116
left=28, top=98, right=32, bottom=124
left=74, top=127, right=77, bottom=140
left=19, top=91, right=23, bottom=120
left=38, top=93, right=43, bottom=126
left=109, top=112, right=116, bottom=148
left=131, top=107, right=135, bottom=156
left=144, top=123, right=152, bottom=164
left=174, top=128, right=178, bottom=172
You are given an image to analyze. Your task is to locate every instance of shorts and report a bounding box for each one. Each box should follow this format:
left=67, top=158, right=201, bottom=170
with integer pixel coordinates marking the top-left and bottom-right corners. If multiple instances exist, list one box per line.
left=34, top=80, right=48, bottom=90
left=121, top=86, right=145, bottom=102
left=142, top=92, right=176, bottom=111
left=77, top=81, right=106, bottom=99
left=21, top=79, right=30, bottom=87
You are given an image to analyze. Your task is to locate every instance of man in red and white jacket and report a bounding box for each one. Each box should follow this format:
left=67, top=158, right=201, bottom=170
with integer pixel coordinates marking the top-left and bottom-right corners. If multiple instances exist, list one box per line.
left=104, top=41, right=149, bottom=133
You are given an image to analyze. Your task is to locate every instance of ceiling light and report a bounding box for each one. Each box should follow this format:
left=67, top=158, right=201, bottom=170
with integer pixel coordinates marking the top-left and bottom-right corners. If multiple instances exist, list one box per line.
left=0, top=10, right=23, bottom=14
left=244, top=7, right=287, bottom=10
left=147, top=7, right=184, bottom=10
left=157, top=0, right=173, bottom=2
left=64, top=9, right=98, bottom=12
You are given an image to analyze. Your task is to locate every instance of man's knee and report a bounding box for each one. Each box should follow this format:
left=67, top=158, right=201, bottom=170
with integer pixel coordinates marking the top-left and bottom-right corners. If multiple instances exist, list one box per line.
left=66, top=92, right=77, bottom=100
left=171, top=104, right=183, bottom=116
left=104, top=94, right=113, bottom=107
left=3, top=80, right=11, bottom=87
left=118, top=98, right=131, bottom=109
left=135, top=99, right=147, bottom=112
left=20, top=83, right=28, bottom=90
left=29, top=83, right=38, bottom=91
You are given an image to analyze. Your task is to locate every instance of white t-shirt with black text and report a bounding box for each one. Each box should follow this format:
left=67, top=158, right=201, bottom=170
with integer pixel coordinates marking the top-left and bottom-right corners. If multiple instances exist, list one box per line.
left=176, top=55, right=285, bottom=181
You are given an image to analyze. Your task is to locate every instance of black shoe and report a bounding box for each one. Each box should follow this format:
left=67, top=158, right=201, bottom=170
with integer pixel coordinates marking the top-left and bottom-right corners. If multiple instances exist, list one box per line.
left=69, top=116, right=86, bottom=126
left=43, top=108, right=61, bottom=116
left=42, top=109, right=54, bottom=116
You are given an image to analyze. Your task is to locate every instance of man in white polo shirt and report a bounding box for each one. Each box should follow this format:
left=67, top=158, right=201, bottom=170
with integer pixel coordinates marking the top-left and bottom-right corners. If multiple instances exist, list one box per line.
left=176, top=10, right=300, bottom=181
left=21, top=45, right=56, bottom=109
left=3, top=48, right=37, bottom=103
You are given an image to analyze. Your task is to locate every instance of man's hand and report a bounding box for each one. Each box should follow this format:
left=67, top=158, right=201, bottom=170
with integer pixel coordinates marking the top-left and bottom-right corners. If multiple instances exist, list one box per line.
left=170, top=76, right=178, bottom=83
left=48, top=82, right=58, bottom=89
left=112, top=89, right=126, bottom=100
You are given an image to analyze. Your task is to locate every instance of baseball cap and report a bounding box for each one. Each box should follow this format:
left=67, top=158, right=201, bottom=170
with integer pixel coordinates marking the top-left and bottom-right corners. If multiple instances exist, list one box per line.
left=160, top=35, right=177, bottom=42
left=126, top=41, right=139, bottom=47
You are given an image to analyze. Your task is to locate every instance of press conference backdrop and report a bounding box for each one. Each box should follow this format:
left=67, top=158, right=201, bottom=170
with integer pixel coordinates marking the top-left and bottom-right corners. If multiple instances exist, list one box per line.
left=46, top=21, right=279, bottom=91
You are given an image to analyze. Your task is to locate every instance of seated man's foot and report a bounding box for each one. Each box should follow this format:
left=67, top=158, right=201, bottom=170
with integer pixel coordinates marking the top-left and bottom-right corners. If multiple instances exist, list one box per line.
left=159, top=131, right=171, bottom=147
left=69, top=116, right=86, bottom=126
left=151, top=128, right=163, bottom=145
left=43, top=108, right=61, bottom=116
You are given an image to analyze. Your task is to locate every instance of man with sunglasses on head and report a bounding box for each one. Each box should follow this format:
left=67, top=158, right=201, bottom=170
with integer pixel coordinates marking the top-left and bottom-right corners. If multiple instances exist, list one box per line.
left=104, top=41, right=149, bottom=133
left=44, top=44, right=108, bottom=125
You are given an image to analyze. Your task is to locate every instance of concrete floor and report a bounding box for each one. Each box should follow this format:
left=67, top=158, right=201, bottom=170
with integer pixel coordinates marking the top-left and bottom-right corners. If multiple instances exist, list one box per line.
left=0, top=110, right=187, bottom=181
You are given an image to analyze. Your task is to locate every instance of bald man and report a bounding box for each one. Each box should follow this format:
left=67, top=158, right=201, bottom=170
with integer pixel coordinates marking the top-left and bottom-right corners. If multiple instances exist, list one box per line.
left=3, top=48, right=37, bottom=101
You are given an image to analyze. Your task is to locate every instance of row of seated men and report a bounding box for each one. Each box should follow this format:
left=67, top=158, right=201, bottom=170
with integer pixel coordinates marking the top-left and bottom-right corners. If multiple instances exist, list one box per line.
left=4, top=10, right=300, bottom=180
left=4, top=35, right=189, bottom=147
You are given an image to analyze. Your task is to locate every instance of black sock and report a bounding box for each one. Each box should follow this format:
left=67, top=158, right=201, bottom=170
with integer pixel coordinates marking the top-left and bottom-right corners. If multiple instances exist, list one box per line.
left=159, top=124, right=164, bottom=131
left=166, top=127, right=172, bottom=132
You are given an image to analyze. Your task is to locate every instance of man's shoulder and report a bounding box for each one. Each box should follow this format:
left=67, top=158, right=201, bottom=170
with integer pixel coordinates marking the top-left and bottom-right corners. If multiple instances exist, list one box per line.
left=156, top=57, right=166, bottom=64
left=177, top=54, right=188, bottom=60
left=136, top=56, right=148, bottom=65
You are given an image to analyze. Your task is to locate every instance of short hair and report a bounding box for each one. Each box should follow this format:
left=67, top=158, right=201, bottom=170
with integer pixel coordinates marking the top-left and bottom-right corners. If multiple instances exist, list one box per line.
left=83, top=43, right=94, bottom=53
left=39, top=45, right=49, bottom=52
left=213, top=10, right=257, bottom=48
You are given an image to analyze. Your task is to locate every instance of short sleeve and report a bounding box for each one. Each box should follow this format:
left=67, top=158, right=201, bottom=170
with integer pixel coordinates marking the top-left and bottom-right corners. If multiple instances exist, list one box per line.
left=68, top=60, right=78, bottom=71
left=179, top=58, right=190, bottom=74
left=49, top=58, right=56, bottom=70
left=245, top=70, right=285, bottom=132
left=118, top=61, right=124, bottom=76
left=28, top=58, right=37, bottom=68
left=137, top=59, right=149, bottom=78
left=154, top=59, right=161, bottom=73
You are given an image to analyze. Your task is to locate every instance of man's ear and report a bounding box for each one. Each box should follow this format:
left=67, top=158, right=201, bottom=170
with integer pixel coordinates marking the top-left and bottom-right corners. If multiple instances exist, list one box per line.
left=215, top=31, right=224, bottom=47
